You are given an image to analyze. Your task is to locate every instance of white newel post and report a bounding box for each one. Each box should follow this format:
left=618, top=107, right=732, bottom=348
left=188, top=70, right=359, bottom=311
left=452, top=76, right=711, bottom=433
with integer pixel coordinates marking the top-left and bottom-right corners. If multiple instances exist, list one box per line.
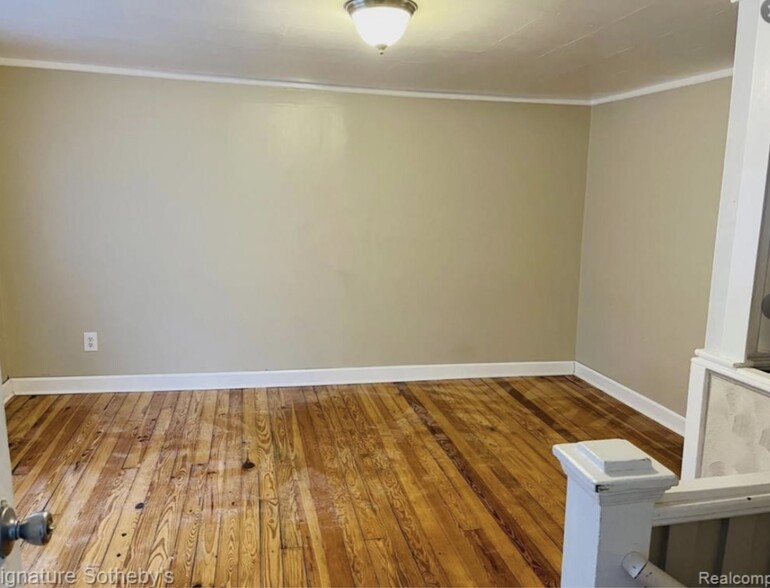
left=553, top=440, right=679, bottom=588
left=682, top=0, right=770, bottom=479
left=701, top=0, right=770, bottom=364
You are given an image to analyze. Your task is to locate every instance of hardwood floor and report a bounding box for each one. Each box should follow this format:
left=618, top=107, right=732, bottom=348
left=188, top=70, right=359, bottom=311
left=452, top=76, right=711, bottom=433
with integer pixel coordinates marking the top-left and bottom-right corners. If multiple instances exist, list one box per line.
left=7, top=376, right=683, bottom=587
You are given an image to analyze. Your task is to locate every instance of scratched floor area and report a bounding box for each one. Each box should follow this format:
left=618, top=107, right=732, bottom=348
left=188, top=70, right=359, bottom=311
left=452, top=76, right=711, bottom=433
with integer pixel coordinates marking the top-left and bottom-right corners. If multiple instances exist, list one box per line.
left=8, top=377, right=682, bottom=587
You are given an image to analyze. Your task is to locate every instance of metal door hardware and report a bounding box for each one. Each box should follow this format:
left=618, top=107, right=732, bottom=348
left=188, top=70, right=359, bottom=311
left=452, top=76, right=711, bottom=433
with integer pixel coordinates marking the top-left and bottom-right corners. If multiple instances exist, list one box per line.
left=0, top=500, right=54, bottom=558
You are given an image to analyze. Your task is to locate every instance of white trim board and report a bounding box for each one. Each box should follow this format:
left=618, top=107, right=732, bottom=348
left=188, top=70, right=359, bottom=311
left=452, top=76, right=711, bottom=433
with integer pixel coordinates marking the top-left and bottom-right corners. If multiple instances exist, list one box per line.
left=0, top=57, right=732, bottom=107
left=590, top=68, right=733, bottom=106
left=8, top=361, right=688, bottom=435
left=9, top=361, right=574, bottom=396
left=574, top=363, right=686, bottom=435
left=0, top=58, right=589, bottom=106
left=1, top=380, right=13, bottom=406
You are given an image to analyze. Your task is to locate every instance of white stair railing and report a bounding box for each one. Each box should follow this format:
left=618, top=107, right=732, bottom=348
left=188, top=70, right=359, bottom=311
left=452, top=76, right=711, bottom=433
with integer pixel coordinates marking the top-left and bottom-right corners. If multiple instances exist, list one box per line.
left=554, top=439, right=770, bottom=587
left=621, top=552, right=684, bottom=588
left=553, top=440, right=679, bottom=587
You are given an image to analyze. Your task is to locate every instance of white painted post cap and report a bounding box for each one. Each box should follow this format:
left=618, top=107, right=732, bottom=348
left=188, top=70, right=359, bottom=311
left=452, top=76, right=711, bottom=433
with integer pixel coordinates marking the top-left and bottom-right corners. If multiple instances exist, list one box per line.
left=553, top=439, right=679, bottom=502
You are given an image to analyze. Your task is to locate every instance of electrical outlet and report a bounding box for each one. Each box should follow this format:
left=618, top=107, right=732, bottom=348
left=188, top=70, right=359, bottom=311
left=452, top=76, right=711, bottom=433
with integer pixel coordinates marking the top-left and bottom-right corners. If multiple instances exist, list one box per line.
left=84, top=332, right=98, bottom=352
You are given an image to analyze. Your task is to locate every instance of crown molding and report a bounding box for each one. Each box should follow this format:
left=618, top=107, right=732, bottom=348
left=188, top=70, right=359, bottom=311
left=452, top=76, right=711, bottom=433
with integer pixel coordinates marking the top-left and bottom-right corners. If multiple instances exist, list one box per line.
left=0, top=57, right=591, bottom=106
left=590, top=68, right=734, bottom=106
left=0, top=57, right=734, bottom=108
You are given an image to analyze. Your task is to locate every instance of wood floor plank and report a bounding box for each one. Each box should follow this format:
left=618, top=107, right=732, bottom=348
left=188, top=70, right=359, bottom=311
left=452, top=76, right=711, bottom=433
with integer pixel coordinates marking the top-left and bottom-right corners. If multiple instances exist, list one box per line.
left=191, top=469, right=222, bottom=588
left=281, top=388, right=333, bottom=588
left=146, top=391, right=203, bottom=583
left=381, top=383, right=538, bottom=586
left=316, top=387, right=381, bottom=541
left=366, top=537, right=405, bottom=587
left=8, top=397, right=52, bottom=466
left=539, top=377, right=683, bottom=471
left=7, top=395, right=56, bottom=440
left=254, top=389, right=284, bottom=587
left=76, top=394, right=157, bottom=571
left=376, top=383, right=481, bottom=531
left=79, top=467, right=139, bottom=570
left=214, top=389, right=243, bottom=588
left=191, top=390, right=228, bottom=588
left=10, top=395, right=76, bottom=472
left=100, top=392, right=179, bottom=574
left=371, top=384, right=492, bottom=587
left=400, top=382, right=563, bottom=586
left=352, top=387, right=450, bottom=587
left=304, top=386, right=378, bottom=588
left=287, top=388, right=356, bottom=587
left=192, top=390, right=218, bottom=465
left=260, top=498, right=284, bottom=587
left=122, top=392, right=166, bottom=470
left=13, top=395, right=96, bottom=478
left=4, top=395, right=30, bottom=421
left=239, top=389, right=261, bottom=587
left=23, top=394, right=133, bottom=572
left=282, top=546, right=307, bottom=588
left=159, top=388, right=208, bottom=586
left=267, top=389, right=303, bottom=549
left=423, top=381, right=567, bottom=541
left=444, top=379, right=567, bottom=513
left=175, top=390, right=206, bottom=478
left=169, top=463, right=207, bottom=587
left=126, top=391, right=193, bottom=575
left=11, top=377, right=683, bottom=587
left=20, top=394, right=123, bottom=517
left=329, top=386, right=427, bottom=587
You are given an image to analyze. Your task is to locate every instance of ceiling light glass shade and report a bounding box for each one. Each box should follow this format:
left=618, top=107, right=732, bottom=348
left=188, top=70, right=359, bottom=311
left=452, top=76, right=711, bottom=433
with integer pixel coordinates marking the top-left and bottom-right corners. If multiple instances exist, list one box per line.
left=345, top=0, right=418, bottom=54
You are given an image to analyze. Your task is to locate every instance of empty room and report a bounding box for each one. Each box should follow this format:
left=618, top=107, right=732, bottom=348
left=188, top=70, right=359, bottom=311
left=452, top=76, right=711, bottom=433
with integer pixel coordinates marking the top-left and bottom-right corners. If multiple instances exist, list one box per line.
left=0, top=0, right=769, bottom=586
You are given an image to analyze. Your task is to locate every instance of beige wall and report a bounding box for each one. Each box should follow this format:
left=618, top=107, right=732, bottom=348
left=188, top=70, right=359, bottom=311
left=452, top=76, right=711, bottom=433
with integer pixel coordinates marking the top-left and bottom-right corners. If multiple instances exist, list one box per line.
left=576, top=79, right=732, bottom=415
left=0, top=67, right=590, bottom=378
left=0, top=279, right=7, bottom=383
left=0, top=65, right=733, bottom=414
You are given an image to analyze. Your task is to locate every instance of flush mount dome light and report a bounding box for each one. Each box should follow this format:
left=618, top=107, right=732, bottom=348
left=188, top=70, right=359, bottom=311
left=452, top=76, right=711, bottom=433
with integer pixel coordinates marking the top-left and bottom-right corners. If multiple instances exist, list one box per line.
left=345, top=0, right=418, bottom=54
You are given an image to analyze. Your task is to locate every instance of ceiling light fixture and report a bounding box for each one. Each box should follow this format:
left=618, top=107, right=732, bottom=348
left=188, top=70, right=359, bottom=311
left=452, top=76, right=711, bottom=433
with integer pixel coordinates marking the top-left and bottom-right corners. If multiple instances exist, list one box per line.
left=344, top=0, right=418, bottom=55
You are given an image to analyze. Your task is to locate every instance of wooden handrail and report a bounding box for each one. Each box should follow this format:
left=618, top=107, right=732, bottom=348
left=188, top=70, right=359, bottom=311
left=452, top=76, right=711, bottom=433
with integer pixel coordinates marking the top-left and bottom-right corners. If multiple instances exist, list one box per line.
left=653, top=471, right=770, bottom=526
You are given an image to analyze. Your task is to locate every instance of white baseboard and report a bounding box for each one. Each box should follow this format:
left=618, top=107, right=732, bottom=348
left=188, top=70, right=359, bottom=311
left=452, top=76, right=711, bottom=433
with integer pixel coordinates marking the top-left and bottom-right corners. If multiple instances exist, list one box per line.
left=1, top=380, right=14, bottom=406
left=9, top=361, right=575, bottom=396
left=574, top=363, right=686, bottom=435
left=6, top=361, right=687, bottom=436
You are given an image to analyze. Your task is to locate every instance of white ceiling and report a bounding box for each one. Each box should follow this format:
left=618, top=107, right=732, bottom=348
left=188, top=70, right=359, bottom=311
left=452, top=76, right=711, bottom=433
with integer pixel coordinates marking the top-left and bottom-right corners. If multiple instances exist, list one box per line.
left=0, top=0, right=738, bottom=101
